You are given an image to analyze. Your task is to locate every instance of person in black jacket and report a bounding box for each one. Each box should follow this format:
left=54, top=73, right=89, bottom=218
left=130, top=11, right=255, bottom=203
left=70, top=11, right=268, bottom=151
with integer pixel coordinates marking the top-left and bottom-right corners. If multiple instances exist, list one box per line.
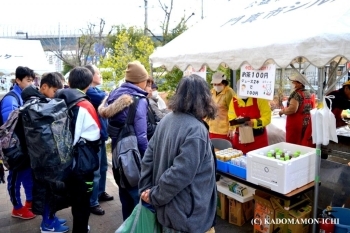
left=326, top=80, right=350, bottom=127
left=84, top=65, right=114, bottom=216
left=21, top=73, right=68, bottom=232
left=144, top=77, right=160, bottom=140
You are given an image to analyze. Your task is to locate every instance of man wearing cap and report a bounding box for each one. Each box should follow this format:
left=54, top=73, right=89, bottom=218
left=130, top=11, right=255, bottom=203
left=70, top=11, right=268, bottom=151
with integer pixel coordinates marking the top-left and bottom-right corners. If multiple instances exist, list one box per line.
left=326, top=80, right=350, bottom=128
left=149, top=81, right=169, bottom=120
left=279, top=74, right=313, bottom=146
left=98, top=61, right=149, bottom=220
left=151, top=82, right=168, bottom=111
left=206, top=71, right=235, bottom=141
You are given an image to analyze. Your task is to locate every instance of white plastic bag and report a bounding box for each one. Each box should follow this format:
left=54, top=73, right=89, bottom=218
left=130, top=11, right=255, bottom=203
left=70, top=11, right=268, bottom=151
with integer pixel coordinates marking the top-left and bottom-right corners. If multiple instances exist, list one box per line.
left=325, top=96, right=338, bottom=143
left=312, top=96, right=338, bottom=145
left=311, top=108, right=318, bottom=144
left=320, top=97, right=330, bottom=145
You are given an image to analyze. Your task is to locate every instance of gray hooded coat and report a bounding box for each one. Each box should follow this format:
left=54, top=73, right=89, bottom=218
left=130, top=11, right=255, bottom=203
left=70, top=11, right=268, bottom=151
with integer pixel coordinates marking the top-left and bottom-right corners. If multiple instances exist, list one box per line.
left=139, top=112, right=217, bottom=233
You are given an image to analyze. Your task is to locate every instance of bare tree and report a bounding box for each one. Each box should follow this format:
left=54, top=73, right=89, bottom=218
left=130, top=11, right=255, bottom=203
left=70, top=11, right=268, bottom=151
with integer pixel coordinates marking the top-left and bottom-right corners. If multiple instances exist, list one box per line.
left=44, top=18, right=114, bottom=68
left=144, top=0, right=194, bottom=45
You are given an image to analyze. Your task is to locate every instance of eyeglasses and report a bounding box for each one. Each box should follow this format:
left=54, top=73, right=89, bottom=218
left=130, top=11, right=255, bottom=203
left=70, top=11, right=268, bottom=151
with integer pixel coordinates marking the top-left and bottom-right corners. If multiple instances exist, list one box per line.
left=213, top=83, right=223, bottom=86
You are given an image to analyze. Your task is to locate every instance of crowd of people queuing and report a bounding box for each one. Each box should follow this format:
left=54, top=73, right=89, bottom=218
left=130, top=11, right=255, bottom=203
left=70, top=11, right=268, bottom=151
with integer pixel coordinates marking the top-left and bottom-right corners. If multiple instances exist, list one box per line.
left=0, top=62, right=349, bottom=233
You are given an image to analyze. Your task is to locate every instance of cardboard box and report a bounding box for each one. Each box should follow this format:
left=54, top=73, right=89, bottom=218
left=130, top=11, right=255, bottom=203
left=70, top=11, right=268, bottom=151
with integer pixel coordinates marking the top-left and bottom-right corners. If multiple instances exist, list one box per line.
left=247, top=142, right=316, bottom=194
left=271, top=197, right=312, bottom=233
left=216, top=191, right=228, bottom=220
left=228, top=198, right=254, bottom=226
left=253, top=190, right=276, bottom=233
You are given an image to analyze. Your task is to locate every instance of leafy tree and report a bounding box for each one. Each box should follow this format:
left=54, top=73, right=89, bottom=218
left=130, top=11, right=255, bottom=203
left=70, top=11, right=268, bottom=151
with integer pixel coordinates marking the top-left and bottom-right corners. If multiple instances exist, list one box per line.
left=100, top=26, right=155, bottom=86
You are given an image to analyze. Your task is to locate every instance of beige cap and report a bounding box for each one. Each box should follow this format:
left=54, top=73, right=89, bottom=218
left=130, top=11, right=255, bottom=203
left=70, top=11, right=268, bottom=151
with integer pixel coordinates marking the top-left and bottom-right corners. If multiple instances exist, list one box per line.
left=211, top=72, right=226, bottom=84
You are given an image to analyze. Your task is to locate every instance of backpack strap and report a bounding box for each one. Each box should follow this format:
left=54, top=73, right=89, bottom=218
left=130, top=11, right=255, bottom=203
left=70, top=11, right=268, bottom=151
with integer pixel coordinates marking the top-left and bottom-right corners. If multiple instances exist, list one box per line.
left=126, top=96, right=141, bottom=125
left=0, top=91, right=21, bottom=125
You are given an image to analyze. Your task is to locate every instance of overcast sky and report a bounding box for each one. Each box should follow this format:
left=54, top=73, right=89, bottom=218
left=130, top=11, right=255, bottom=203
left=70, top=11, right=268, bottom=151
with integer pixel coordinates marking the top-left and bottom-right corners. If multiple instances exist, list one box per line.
left=0, top=0, right=234, bottom=37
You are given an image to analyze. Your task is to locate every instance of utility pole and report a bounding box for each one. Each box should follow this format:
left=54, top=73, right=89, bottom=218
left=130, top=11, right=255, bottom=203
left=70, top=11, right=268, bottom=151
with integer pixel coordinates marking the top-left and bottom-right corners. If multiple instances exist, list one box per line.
left=144, top=0, right=148, bottom=35
left=201, top=0, right=204, bottom=19
left=58, top=23, right=62, bottom=71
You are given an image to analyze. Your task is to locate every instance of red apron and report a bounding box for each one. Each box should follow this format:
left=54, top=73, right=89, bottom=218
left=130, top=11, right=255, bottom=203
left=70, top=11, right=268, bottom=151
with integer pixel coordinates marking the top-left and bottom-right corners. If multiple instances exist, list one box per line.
left=232, top=98, right=268, bottom=154
left=285, top=89, right=313, bottom=147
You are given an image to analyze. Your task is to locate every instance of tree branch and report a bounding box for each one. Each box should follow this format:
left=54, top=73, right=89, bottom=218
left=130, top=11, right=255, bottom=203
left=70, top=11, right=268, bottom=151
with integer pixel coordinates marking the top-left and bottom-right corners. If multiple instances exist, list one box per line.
left=146, top=28, right=162, bottom=42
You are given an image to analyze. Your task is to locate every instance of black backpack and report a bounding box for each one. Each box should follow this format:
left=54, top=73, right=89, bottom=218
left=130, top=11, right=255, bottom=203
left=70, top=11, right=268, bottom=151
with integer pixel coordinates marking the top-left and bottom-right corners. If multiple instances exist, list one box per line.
left=108, top=96, right=142, bottom=188
left=20, top=97, right=77, bottom=181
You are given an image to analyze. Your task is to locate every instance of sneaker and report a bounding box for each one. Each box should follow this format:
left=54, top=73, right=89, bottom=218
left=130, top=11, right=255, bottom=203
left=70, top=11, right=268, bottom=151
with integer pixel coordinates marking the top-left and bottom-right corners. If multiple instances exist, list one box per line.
left=55, top=216, right=67, bottom=225
left=98, top=192, right=114, bottom=202
left=90, top=205, right=105, bottom=215
left=24, top=201, right=32, bottom=210
left=12, top=207, right=36, bottom=220
left=40, top=217, right=67, bottom=231
left=41, top=218, right=69, bottom=233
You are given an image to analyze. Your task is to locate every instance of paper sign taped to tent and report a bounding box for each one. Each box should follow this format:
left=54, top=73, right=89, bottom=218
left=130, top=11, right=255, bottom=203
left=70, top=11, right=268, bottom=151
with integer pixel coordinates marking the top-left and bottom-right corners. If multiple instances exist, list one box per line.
left=239, top=64, right=276, bottom=100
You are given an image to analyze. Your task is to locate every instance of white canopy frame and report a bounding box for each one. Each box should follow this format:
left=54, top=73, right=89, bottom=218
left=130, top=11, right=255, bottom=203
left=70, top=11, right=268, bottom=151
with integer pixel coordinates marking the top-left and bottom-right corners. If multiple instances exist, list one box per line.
left=150, top=1, right=350, bottom=232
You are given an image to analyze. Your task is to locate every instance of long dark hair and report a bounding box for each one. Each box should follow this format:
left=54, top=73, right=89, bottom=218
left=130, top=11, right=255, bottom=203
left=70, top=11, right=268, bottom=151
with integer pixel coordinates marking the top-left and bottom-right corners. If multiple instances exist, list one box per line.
left=168, top=74, right=217, bottom=120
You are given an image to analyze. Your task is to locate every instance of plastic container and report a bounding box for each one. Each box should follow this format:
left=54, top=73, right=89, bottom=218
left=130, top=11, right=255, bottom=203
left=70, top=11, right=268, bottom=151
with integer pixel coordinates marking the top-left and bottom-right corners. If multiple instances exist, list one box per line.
left=228, top=162, right=247, bottom=179
left=325, top=207, right=350, bottom=233
left=217, top=159, right=229, bottom=173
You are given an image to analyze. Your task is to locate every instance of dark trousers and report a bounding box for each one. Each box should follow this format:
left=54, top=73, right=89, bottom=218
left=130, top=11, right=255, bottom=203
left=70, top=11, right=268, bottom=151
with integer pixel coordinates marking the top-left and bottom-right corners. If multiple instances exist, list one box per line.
left=119, top=186, right=139, bottom=220
left=7, top=167, right=33, bottom=209
left=66, top=173, right=93, bottom=233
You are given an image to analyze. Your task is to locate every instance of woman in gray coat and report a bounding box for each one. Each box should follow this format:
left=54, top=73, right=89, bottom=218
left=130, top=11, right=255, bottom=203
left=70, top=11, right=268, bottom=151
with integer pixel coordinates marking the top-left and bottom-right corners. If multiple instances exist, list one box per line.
left=139, top=74, right=218, bottom=233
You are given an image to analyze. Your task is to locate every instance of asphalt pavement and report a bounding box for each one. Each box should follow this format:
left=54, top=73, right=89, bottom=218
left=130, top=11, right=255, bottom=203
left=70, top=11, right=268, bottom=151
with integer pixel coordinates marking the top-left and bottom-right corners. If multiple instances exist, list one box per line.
left=0, top=165, right=253, bottom=233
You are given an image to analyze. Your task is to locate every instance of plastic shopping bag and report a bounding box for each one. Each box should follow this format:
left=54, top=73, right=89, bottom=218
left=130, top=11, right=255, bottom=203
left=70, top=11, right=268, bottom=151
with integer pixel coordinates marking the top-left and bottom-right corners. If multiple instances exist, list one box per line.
left=116, top=199, right=162, bottom=233
left=320, top=98, right=330, bottom=145
left=325, top=96, right=338, bottom=143
left=311, top=108, right=318, bottom=144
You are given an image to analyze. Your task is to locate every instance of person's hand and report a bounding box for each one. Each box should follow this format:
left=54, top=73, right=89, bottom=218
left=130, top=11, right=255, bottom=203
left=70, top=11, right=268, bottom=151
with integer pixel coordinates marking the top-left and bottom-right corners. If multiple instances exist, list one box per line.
left=141, top=189, right=151, bottom=204
left=228, top=130, right=235, bottom=139
left=245, top=120, right=253, bottom=127
left=279, top=110, right=283, bottom=117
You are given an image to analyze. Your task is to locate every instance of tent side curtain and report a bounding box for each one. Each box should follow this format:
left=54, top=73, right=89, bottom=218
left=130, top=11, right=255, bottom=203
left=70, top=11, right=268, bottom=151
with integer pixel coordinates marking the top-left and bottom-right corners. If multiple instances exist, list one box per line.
left=150, top=0, right=350, bottom=71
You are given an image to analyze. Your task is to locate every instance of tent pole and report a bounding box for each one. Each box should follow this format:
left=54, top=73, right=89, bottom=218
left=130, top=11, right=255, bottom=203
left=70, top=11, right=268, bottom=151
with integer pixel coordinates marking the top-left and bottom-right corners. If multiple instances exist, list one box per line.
left=230, top=69, right=236, bottom=90
left=311, top=67, right=324, bottom=233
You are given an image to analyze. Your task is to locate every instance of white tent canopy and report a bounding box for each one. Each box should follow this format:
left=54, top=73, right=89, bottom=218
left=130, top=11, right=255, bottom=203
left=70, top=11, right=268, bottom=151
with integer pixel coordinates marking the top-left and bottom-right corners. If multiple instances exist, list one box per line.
left=150, top=0, right=350, bottom=71
left=0, top=38, right=54, bottom=75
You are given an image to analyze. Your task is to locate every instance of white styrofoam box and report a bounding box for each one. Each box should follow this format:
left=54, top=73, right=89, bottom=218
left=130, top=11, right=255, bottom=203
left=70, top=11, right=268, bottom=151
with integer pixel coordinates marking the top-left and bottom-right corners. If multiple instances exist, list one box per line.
left=246, top=142, right=316, bottom=194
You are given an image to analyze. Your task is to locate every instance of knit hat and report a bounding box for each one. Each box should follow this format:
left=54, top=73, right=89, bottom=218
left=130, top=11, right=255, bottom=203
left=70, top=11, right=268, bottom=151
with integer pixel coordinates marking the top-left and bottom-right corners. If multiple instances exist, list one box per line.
left=342, top=80, right=350, bottom=86
left=125, top=61, right=148, bottom=83
left=288, top=74, right=307, bottom=86
left=211, top=72, right=226, bottom=84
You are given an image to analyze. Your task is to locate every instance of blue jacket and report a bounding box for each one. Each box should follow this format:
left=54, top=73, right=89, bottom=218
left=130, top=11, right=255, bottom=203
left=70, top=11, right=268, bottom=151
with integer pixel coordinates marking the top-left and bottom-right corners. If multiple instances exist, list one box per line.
left=1, top=84, right=23, bottom=122
left=86, top=87, right=108, bottom=141
left=99, top=82, right=149, bottom=155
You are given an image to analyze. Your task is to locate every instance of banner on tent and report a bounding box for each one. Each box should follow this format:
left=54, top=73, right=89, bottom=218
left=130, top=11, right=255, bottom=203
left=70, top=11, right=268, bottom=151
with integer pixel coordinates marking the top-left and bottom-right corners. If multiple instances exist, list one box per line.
left=184, top=65, right=206, bottom=80
left=239, top=64, right=276, bottom=100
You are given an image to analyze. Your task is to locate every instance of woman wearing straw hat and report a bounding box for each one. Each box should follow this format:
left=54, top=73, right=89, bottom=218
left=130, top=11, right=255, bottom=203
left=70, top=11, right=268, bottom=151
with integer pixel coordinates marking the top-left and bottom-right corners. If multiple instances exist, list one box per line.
left=279, top=74, right=313, bottom=147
